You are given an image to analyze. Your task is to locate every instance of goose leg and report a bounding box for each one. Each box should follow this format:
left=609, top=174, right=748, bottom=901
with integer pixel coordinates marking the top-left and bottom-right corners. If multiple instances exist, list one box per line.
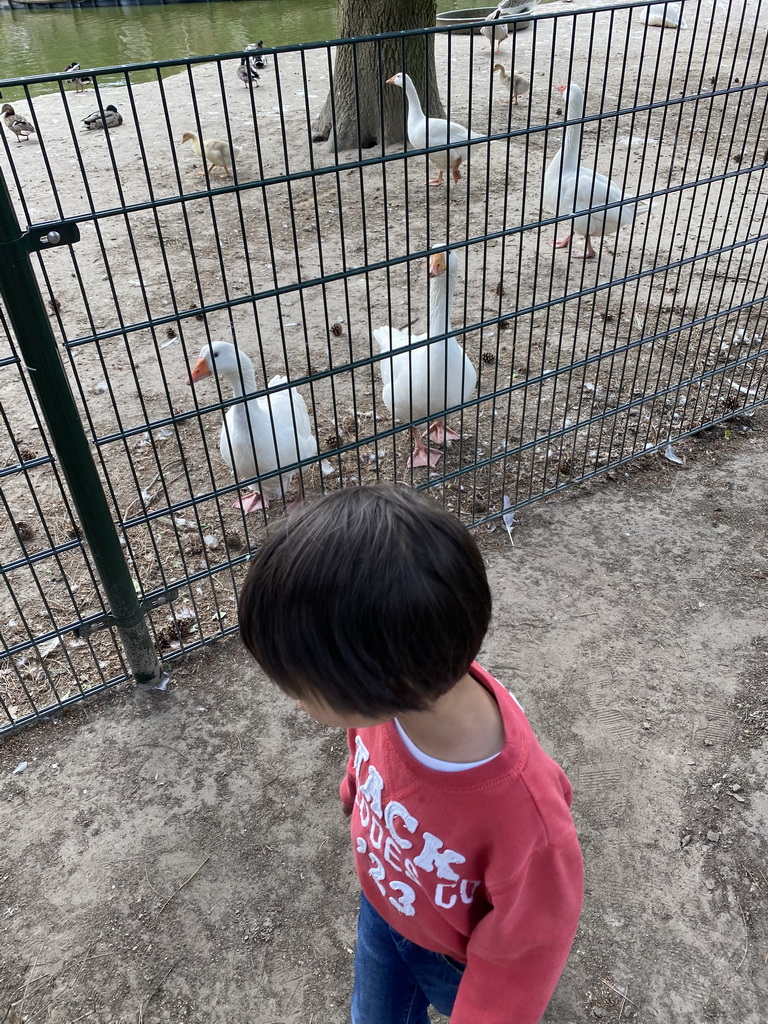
left=450, top=158, right=462, bottom=184
left=550, top=233, right=572, bottom=250
left=408, top=428, right=442, bottom=468
left=571, top=236, right=597, bottom=259
left=428, top=169, right=445, bottom=186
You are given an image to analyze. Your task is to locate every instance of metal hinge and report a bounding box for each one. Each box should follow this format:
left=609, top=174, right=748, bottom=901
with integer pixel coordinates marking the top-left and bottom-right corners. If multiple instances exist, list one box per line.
left=74, top=587, right=180, bottom=639
left=0, top=220, right=81, bottom=256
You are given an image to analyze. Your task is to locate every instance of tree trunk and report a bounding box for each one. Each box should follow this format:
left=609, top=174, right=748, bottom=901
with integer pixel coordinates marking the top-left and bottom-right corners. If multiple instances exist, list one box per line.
left=312, top=0, right=445, bottom=152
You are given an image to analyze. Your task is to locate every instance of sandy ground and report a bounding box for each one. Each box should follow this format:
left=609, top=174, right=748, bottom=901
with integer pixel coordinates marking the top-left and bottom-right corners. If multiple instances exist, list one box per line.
left=1, top=0, right=766, bottom=726
left=1, top=0, right=767, bottom=1019
left=1, top=420, right=767, bottom=1023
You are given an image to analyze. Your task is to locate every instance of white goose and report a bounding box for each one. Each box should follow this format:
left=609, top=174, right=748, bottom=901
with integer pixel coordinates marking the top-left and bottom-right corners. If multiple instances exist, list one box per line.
left=543, top=83, right=647, bottom=259
left=189, top=342, right=317, bottom=512
left=374, top=249, right=477, bottom=468
left=481, top=9, right=509, bottom=54
left=386, top=72, right=476, bottom=186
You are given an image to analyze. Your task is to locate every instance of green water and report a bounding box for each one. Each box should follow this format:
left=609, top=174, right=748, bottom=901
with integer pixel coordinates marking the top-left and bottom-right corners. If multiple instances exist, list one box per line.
left=0, top=0, right=493, bottom=100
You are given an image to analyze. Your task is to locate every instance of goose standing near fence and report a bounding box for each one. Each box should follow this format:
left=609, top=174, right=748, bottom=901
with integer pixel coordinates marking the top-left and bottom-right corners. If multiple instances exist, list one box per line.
left=481, top=9, right=509, bottom=53
left=543, top=83, right=647, bottom=259
left=189, top=342, right=318, bottom=513
left=386, top=72, right=477, bottom=186
left=375, top=248, right=477, bottom=468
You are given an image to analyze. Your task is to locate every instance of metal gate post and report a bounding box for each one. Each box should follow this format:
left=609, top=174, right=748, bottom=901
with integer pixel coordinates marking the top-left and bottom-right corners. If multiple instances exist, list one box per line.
left=0, top=174, right=164, bottom=687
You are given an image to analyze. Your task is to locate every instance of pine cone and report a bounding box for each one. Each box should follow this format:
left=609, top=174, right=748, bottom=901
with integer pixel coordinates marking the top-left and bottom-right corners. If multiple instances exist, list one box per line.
left=325, top=433, right=340, bottom=449
left=166, top=326, right=177, bottom=339
left=330, top=322, right=344, bottom=336
left=482, top=351, right=496, bottom=365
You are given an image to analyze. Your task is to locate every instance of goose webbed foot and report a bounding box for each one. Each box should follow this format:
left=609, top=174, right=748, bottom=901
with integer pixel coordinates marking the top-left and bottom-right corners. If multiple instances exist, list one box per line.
left=236, top=491, right=269, bottom=513
left=550, top=234, right=572, bottom=250
left=408, top=430, right=442, bottom=468
left=424, top=422, right=461, bottom=445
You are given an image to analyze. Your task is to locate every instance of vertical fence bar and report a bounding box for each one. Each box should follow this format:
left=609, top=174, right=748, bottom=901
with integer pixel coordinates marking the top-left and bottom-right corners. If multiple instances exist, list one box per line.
left=0, top=174, right=163, bottom=687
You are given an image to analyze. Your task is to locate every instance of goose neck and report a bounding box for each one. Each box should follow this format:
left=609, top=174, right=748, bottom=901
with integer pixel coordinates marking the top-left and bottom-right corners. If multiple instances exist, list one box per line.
left=428, top=267, right=454, bottom=339
left=403, top=76, right=424, bottom=119
left=224, top=355, right=258, bottom=398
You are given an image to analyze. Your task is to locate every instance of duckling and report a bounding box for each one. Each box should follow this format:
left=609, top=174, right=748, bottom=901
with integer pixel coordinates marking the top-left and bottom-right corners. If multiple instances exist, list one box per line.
left=237, top=58, right=260, bottom=89
left=82, top=104, right=123, bottom=131
left=2, top=104, right=35, bottom=143
left=180, top=130, right=233, bottom=178
left=64, top=62, right=91, bottom=94
left=493, top=63, right=529, bottom=105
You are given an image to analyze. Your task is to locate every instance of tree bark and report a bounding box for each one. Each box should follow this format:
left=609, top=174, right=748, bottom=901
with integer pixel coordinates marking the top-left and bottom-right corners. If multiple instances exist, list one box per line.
left=312, top=0, right=445, bottom=152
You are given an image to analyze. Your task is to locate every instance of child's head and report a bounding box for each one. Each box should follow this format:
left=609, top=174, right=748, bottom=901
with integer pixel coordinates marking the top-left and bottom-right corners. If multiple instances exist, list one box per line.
left=238, top=484, right=492, bottom=720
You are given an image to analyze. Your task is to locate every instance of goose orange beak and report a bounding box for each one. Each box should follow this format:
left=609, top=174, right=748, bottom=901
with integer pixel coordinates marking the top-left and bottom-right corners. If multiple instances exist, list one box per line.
left=557, top=84, right=567, bottom=94
left=386, top=75, right=397, bottom=85
left=188, top=356, right=212, bottom=384
left=428, top=252, right=447, bottom=277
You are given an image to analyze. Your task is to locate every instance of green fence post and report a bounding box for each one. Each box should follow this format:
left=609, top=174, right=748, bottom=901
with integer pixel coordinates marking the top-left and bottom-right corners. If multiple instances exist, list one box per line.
left=0, top=174, right=164, bottom=687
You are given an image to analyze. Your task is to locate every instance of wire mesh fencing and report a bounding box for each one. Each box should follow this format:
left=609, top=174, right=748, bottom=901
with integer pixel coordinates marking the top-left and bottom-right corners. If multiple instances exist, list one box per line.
left=0, top=0, right=766, bottom=733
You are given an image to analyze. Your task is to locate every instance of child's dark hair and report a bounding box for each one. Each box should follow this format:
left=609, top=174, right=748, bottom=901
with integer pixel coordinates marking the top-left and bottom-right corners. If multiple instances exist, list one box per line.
left=238, top=484, right=492, bottom=717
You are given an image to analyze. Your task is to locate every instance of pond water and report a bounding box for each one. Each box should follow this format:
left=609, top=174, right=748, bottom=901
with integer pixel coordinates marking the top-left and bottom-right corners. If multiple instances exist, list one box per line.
left=0, top=0, right=492, bottom=99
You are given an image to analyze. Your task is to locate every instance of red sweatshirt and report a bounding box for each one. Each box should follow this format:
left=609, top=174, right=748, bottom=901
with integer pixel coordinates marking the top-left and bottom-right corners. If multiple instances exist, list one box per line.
left=340, top=663, right=583, bottom=1024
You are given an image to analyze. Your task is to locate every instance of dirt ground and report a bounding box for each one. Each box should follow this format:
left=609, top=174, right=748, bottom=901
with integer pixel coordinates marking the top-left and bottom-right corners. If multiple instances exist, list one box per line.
left=1, top=0, right=766, bottom=723
left=1, top=419, right=767, bottom=1023
left=1, top=0, right=767, bottom=1019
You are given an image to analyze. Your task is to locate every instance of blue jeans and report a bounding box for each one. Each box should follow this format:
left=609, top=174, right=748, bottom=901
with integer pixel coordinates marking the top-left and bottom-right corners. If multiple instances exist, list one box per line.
left=351, top=893, right=465, bottom=1024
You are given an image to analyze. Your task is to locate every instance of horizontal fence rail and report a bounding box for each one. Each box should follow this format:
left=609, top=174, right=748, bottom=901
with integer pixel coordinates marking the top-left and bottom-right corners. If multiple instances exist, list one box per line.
left=0, top=0, right=766, bottom=734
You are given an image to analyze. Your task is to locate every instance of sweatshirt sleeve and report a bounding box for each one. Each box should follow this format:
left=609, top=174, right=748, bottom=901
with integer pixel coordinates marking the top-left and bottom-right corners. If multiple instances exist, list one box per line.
left=339, top=729, right=357, bottom=809
left=450, top=834, right=583, bottom=1024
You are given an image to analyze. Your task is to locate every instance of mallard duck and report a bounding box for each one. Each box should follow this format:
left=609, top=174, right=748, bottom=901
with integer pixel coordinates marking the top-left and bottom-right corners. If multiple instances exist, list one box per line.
left=189, top=341, right=318, bottom=512
left=481, top=9, right=509, bottom=53
left=245, top=41, right=268, bottom=70
left=83, top=104, right=123, bottom=131
left=543, top=83, right=648, bottom=259
left=180, top=130, right=233, bottom=178
left=2, top=104, right=35, bottom=143
left=64, top=62, right=91, bottom=93
left=374, top=248, right=477, bottom=468
left=237, top=58, right=260, bottom=89
left=493, top=63, right=529, bottom=105
left=386, top=72, right=478, bottom=186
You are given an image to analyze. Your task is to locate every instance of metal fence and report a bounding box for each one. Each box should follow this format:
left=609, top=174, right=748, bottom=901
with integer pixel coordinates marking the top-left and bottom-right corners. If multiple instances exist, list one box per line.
left=1, top=0, right=766, bottom=735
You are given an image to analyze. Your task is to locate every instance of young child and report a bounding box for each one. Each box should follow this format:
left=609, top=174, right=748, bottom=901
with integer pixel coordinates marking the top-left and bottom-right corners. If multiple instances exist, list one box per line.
left=238, top=484, right=583, bottom=1024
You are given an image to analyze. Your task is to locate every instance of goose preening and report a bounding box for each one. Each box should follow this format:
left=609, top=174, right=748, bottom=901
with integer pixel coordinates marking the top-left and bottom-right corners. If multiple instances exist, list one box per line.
left=237, top=58, right=260, bottom=89
left=180, top=130, right=233, bottom=178
left=374, top=248, right=477, bottom=468
left=493, top=63, right=529, bottom=105
left=64, top=61, right=91, bottom=93
left=386, top=72, right=478, bottom=186
left=189, top=342, right=318, bottom=513
left=542, top=83, right=648, bottom=259
left=83, top=104, right=123, bottom=131
left=481, top=9, right=509, bottom=54
left=2, top=104, right=35, bottom=143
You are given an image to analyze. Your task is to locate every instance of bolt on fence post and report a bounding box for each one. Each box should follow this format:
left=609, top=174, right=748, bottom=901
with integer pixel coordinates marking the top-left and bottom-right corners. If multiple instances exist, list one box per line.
left=0, top=174, right=164, bottom=687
